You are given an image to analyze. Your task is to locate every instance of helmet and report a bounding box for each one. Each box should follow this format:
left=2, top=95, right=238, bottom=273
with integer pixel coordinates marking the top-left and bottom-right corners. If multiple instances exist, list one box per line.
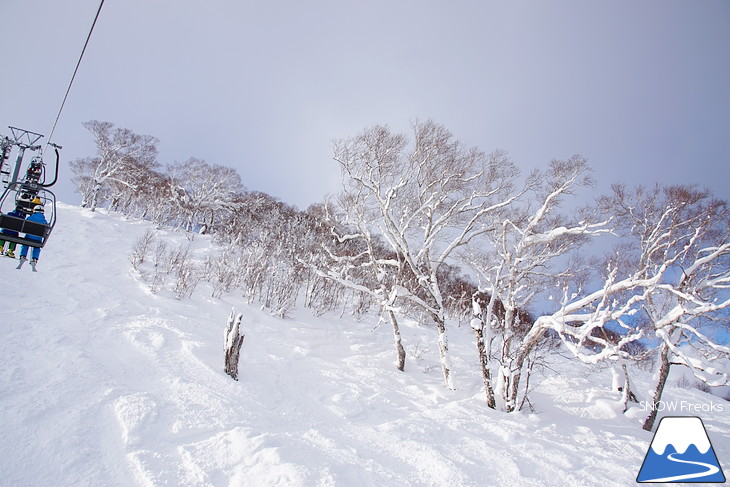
left=33, top=205, right=44, bottom=213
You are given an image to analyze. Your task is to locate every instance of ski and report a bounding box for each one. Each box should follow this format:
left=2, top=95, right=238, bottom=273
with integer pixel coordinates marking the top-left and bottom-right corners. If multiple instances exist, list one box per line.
left=29, top=260, right=37, bottom=272
left=16, top=257, right=26, bottom=270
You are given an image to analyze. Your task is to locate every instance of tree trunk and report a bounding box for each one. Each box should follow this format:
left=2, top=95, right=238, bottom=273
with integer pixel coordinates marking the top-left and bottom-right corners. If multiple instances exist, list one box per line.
left=620, top=363, right=638, bottom=413
left=503, top=330, right=545, bottom=412
left=643, top=342, right=671, bottom=431
left=505, top=366, right=522, bottom=413
left=387, top=309, right=406, bottom=372
left=90, top=182, right=101, bottom=211
left=434, top=315, right=455, bottom=390
left=472, top=324, right=496, bottom=409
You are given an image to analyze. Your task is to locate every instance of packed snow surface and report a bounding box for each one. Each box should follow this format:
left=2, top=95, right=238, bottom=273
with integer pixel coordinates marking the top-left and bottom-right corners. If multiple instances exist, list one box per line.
left=1, top=204, right=728, bottom=486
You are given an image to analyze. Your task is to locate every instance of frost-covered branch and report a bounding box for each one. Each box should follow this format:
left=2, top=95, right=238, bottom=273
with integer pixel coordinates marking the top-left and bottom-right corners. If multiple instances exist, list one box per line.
left=333, top=120, right=520, bottom=388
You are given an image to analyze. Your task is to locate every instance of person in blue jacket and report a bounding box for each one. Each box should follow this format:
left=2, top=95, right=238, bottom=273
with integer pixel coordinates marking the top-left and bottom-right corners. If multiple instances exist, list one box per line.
left=18, top=204, right=48, bottom=264
left=0, top=206, right=26, bottom=258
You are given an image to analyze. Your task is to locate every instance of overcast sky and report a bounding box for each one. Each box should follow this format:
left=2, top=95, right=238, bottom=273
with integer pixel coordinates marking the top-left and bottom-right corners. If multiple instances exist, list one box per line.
left=1, top=0, right=728, bottom=209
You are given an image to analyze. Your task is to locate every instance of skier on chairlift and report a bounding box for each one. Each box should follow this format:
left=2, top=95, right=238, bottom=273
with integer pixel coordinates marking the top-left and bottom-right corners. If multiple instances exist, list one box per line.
left=0, top=206, right=25, bottom=258
left=18, top=203, right=48, bottom=270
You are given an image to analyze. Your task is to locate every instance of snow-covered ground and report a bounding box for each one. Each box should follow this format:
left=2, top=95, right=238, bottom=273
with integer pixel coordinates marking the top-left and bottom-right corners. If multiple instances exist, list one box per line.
left=1, top=203, right=727, bottom=486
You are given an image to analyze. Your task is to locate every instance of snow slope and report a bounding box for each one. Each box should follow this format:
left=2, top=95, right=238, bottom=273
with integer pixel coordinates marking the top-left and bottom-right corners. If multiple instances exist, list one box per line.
left=1, top=203, right=728, bottom=486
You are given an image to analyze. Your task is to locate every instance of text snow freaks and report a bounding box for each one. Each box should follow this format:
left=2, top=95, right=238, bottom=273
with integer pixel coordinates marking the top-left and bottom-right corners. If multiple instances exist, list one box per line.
left=639, top=401, right=725, bottom=414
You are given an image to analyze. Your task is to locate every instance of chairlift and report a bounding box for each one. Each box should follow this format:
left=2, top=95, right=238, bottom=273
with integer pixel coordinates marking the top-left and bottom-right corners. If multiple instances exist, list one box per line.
left=0, top=183, right=56, bottom=249
left=0, top=129, right=60, bottom=249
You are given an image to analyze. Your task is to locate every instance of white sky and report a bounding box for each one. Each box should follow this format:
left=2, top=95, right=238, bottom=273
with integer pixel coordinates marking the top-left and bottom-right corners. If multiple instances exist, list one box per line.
left=1, top=0, right=728, bottom=209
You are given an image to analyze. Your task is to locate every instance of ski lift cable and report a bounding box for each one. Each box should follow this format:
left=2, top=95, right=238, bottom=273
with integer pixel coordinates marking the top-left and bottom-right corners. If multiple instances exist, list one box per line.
left=45, top=0, right=106, bottom=149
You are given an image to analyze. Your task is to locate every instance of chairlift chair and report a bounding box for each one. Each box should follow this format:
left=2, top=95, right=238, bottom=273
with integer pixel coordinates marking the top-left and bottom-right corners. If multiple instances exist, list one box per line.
left=0, top=183, right=56, bottom=249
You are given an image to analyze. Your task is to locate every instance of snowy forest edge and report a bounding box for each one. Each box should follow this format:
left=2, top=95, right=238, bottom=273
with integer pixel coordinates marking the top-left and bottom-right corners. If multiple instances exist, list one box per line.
left=69, top=119, right=730, bottom=430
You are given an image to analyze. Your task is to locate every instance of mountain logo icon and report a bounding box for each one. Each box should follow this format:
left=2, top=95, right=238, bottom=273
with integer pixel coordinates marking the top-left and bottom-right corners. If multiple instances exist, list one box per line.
left=637, top=416, right=726, bottom=483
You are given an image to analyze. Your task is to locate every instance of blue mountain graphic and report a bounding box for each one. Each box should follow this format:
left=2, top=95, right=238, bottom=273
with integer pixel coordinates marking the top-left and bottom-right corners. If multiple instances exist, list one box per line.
left=637, top=443, right=726, bottom=483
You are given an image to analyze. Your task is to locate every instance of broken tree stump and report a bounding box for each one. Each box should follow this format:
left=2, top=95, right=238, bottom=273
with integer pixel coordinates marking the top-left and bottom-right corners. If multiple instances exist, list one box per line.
left=224, top=308, right=245, bottom=380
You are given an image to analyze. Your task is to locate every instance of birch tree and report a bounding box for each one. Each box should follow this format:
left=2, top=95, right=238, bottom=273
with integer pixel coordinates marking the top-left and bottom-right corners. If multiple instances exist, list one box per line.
left=308, top=190, right=408, bottom=371
left=333, top=120, right=519, bottom=389
left=607, top=185, right=730, bottom=430
left=469, top=156, right=611, bottom=411
left=166, top=158, right=243, bottom=233
left=71, top=120, right=159, bottom=211
left=535, top=184, right=730, bottom=429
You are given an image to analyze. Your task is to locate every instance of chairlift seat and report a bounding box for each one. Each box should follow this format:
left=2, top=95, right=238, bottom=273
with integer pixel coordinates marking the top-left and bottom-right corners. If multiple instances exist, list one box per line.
left=0, top=213, right=50, bottom=248
left=0, top=184, right=56, bottom=249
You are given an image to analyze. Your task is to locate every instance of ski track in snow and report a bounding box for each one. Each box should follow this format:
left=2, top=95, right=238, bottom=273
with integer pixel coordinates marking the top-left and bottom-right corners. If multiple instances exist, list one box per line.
left=1, top=204, right=728, bottom=486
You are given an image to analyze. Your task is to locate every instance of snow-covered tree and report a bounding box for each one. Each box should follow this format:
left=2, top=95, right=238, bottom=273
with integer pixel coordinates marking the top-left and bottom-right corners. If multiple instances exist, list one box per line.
left=607, top=185, right=730, bottom=430
left=333, top=120, right=519, bottom=389
left=166, top=158, right=244, bottom=233
left=469, top=156, right=610, bottom=411
left=300, top=203, right=352, bottom=316
left=306, top=193, right=408, bottom=371
left=70, top=120, right=159, bottom=211
left=135, top=169, right=174, bottom=224
left=535, top=184, right=730, bottom=429
left=207, top=190, right=325, bottom=317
